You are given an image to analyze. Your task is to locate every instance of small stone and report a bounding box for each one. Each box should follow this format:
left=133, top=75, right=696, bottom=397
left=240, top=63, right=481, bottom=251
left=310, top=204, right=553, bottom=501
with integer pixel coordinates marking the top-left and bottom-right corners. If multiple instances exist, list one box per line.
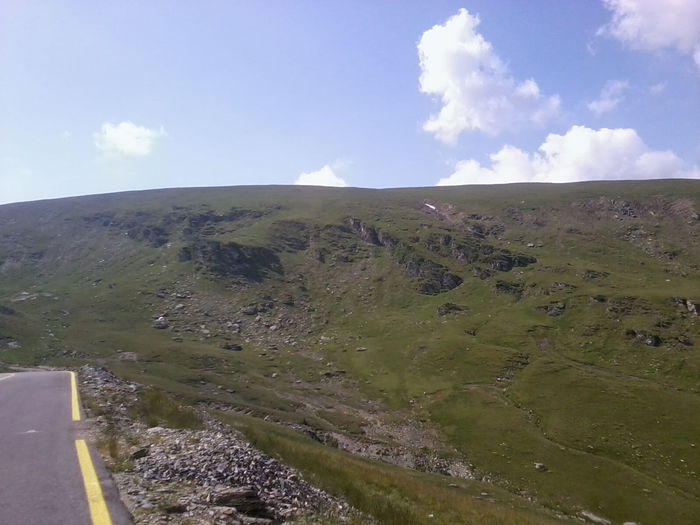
left=163, top=502, right=187, bottom=514
left=152, top=316, right=169, bottom=329
left=130, top=447, right=150, bottom=460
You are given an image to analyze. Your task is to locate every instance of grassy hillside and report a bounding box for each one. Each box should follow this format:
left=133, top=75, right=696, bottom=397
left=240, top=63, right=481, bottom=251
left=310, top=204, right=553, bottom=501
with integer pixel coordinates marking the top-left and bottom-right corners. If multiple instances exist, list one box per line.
left=1, top=180, right=699, bottom=524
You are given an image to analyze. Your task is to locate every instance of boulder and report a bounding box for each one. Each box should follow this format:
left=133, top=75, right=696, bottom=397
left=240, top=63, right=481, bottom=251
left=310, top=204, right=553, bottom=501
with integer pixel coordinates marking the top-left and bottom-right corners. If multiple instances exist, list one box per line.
left=152, top=316, right=169, bottom=329
left=209, top=486, right=268, bottom=516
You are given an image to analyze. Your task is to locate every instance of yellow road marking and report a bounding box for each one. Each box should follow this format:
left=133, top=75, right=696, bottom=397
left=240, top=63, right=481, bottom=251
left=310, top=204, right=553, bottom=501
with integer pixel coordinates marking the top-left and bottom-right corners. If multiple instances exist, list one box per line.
left=75, top=439, right=113, bottom=525
left=69, top=371, right=80, bottom=421
left=0, top=373, right=15, bottom=382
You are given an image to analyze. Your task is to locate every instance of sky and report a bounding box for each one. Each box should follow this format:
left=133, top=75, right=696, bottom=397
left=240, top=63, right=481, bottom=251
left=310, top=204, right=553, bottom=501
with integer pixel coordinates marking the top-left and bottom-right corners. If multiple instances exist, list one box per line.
left=1, top=0, right=699, bottom=204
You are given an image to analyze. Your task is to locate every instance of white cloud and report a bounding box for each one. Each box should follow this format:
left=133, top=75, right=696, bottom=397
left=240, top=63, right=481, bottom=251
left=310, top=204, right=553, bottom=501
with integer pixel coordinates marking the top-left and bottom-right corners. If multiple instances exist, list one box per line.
left=294, top=165, right=347, bottom=187
left=95, top=121, right=165, bottom=156
left=600, top=0, right=700, bottom=70
left=437, top=125, right=698, bottom=185
left=587, top=80, right=629, bottom=115
left=649, top=82, right=667, bottom=96
left=417, top=9, right=560, bottom=143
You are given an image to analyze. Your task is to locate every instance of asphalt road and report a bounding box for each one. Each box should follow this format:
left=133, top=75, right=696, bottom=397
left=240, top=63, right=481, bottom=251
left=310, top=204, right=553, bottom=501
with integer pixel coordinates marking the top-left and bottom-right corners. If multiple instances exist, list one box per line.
left=0, top=371, right=132, bottom=525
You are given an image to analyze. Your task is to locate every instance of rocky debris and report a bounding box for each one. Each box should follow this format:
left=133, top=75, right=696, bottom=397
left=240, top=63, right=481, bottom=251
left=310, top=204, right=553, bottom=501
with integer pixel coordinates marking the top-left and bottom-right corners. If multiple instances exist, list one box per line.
left=582, top=270, right=609, bottom=280
left=437, top=303, right=469, bottom=316
left=241, top=305, right=259, bottom=316
left=298, top=424, right=475, bottom=480
left=624, top=330, right=662, bottom=347
left=140, top=280, right=315, bottom=352
left=78, top=366, right=356, bottom=525
left=550, top=282, right=576, bottom=292
left=606, top=296, right=651, bottom=320
left=421, top=202, right=504, bottom=238
left=574, top=195, right=699, bottom=225
left=536, top=302, right=566, bottom=317
left=672, top=297, right=698, bottom=316
left=133, top=427, right=350, bottom=521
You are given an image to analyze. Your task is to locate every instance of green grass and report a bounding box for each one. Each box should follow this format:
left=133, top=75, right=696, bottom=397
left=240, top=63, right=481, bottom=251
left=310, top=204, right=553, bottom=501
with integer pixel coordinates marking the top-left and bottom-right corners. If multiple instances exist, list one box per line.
left=128, top=388, right=204, bottom=430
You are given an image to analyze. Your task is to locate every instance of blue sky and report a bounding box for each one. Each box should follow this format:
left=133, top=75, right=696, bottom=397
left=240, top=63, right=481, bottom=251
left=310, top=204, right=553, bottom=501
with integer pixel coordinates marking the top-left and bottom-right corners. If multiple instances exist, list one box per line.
left=1, top=0, right=699, bottom=204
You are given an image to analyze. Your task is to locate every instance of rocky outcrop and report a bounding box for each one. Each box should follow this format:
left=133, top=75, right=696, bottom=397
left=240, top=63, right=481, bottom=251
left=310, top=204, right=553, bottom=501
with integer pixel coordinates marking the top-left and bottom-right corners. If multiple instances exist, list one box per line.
left=348, top=218, right=463, bottom=295
left=537, top=301, right=566, bottom=317
left=82, top=212, right=169, bottom=247
left=672, top=297, right=698, bottom=315
left=179, top=208, right=265, bottom=237
left=495, top=280, right=523, bottom=298
left=624, top=329, right=662, bottom=347
left=423, top=232, right=535, bottom=272
left=437, top=303, right=469, bottom=316
left=179, top=240, right=282, bottom=281
left=583, top=270, right=610, bottom=280
left=402, top=254, right=463, bottom=295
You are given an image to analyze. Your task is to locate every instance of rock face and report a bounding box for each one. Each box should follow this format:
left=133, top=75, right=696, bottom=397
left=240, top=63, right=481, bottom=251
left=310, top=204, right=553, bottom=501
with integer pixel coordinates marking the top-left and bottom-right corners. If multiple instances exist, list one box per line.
left=179, top=240, right=282, bottom=281
left=495, top=280, right=523, bottom=298
left=423, top=232, right=535, bottom=271
left=347, top=217, right=535, bottom=296
left=347, top=218, right=463, bottom=295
